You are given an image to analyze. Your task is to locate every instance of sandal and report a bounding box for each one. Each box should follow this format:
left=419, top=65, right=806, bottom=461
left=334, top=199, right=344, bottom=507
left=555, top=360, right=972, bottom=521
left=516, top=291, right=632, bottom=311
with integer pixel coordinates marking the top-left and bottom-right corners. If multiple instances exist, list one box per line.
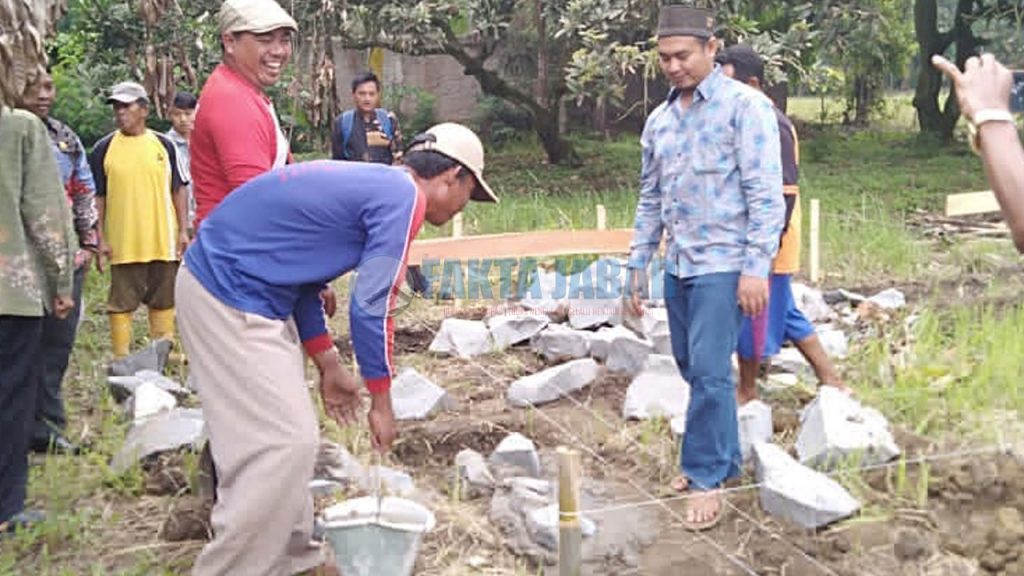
left=681, top=489, right=725, bottom=532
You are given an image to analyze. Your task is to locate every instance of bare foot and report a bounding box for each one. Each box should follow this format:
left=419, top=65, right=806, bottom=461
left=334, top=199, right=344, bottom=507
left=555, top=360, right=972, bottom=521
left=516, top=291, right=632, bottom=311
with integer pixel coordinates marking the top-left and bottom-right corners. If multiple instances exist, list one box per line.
left=670, top=475, right=688, bottom=492
left=683, top=489, right=724, bottom=531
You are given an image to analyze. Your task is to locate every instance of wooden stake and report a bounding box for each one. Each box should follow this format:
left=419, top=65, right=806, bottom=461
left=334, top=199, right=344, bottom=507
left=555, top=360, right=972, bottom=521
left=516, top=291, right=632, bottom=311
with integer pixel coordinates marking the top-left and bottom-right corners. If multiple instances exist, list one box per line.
left=809, top=198, right=821, bottom=284
left=558, top=446, right=582, bottom=576
left=596, top=204, right=607, bottom=231
left=452, top=213, right=464, bottom=305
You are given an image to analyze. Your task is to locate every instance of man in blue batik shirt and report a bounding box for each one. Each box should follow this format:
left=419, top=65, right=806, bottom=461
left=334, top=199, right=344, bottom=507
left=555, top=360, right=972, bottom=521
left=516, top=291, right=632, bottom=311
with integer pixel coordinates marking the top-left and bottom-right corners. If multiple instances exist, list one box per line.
left=626, top=5, right=784, bottom=530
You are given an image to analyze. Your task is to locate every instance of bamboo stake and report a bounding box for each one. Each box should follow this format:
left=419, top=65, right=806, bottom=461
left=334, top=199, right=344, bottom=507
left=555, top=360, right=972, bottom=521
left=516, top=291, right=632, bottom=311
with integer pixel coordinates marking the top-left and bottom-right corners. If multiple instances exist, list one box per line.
left=558, top=446, right=582, bottom=576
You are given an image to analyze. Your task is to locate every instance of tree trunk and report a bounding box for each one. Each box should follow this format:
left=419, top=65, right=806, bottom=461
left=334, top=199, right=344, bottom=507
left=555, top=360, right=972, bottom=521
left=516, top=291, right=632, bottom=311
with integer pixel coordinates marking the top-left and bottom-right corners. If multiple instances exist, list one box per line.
left=853, top=75, right=873, bottom=126
left=537, top=104, right=581, bottom=166
left=913, top=0, right=972, bottom=139
left=533, top=0, right=548, bottom=104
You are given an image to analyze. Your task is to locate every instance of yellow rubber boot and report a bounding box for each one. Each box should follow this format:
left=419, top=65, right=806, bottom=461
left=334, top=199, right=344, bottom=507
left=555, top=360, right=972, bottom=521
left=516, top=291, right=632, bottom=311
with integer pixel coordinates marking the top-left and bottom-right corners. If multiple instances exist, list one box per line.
left=148, top=307, right=176, bottom=341
left=110, top=312, right=133, bottom=358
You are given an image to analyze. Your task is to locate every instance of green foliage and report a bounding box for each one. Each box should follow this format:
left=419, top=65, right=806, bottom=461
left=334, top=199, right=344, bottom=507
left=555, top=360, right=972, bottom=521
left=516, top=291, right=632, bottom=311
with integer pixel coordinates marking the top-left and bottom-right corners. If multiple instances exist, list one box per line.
left=49, top=63, right=117, bottom=147
left=816, top=0, right=916, bottom=123
left=472, top=95, right=534, bottom=147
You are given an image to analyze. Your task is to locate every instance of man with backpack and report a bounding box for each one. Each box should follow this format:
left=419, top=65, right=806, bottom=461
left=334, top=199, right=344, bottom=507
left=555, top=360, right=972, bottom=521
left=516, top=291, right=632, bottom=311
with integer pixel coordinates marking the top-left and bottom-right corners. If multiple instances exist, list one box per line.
left=331, top=72, right=403, bottom=165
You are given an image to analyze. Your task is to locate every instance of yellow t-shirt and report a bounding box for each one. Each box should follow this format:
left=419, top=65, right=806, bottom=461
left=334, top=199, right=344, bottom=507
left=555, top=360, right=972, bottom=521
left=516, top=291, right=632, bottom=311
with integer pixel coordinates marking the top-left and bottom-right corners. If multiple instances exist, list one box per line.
left=92, top=130, right=187, bottom=265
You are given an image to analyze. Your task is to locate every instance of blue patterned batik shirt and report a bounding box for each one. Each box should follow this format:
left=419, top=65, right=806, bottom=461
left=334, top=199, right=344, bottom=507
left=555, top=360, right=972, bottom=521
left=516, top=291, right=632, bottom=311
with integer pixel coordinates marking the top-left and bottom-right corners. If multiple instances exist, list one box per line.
left=628, top=66, right=785, bottom=279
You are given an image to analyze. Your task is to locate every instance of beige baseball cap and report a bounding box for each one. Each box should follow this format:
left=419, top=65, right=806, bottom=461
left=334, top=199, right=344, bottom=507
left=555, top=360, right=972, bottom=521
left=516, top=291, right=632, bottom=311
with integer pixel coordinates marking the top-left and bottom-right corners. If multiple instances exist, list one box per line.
left=407, top=122, right=499, bottom=203
left=106, top=81, right=149, bottom=105
left=218, top=0, right=298, bottom=35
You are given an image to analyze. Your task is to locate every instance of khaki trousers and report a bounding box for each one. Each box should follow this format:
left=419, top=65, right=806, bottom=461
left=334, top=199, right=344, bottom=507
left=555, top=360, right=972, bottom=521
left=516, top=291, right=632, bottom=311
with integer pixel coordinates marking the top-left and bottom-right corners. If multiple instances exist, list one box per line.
left=176, top=266, right=322, bottom=576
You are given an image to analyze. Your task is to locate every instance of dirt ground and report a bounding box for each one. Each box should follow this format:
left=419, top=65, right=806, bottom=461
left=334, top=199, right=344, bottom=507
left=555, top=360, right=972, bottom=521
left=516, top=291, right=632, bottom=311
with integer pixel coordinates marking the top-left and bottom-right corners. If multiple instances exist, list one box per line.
left=67, top=284, right=1024, bottom=576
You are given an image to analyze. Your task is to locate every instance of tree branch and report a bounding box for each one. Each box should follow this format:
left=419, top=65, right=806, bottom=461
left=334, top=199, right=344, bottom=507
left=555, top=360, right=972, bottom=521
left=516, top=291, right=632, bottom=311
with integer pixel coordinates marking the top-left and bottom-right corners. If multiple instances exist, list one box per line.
left=436, top=19, right=544, bottom=118
left=337, top=36, right=450, bottom=56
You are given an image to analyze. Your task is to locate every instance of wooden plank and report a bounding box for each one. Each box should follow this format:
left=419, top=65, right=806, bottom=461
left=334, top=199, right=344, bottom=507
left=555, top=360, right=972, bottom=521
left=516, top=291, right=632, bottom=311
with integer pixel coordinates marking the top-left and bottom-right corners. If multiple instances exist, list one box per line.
left=406, top=229, right=637, bottom=265
left=945, top=190, right=1000, bottom=217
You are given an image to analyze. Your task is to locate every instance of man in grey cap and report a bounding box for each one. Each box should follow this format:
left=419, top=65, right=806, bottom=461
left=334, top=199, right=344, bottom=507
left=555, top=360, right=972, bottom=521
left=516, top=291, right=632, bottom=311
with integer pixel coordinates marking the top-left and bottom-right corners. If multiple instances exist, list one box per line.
left=88, top=81, right=189, bottom=360
left=190, top=0, right=297, bottom=230
left=626, top=6, right=785, bottom=530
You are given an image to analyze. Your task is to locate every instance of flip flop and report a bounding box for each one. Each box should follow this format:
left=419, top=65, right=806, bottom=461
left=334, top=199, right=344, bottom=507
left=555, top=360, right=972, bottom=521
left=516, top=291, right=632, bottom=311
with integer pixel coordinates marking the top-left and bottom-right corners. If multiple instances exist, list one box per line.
left=681, top=490, right=726, bottom=532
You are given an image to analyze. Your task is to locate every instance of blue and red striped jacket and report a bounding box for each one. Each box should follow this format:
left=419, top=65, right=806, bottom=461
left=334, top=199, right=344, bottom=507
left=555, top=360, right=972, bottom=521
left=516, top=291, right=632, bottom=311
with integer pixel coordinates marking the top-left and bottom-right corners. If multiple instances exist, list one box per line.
left=184, top=160, right=426, bottom=393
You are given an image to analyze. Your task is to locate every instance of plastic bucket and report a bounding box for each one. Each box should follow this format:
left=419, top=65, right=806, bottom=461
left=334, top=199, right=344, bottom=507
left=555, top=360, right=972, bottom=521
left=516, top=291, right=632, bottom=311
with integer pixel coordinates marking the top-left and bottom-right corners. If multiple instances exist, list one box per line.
left=321, top=496, right=436, bottom=576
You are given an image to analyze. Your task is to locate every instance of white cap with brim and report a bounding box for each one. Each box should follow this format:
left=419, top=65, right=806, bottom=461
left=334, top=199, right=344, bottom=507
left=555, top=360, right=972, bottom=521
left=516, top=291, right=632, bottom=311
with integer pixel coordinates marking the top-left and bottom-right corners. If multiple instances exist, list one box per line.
left=106, top=81, right=149, bottom=105
left=406, top=122, right=499, bottom=204
left=218, top=0, right=298, bottom=35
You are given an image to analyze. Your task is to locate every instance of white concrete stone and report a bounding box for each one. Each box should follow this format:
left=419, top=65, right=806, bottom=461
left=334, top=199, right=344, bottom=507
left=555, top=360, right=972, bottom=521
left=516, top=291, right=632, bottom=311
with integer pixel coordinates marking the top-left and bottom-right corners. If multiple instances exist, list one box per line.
left=111, top=408, right=204, bottom=472
left=108, top=339, right=172, bottom=377
left=605, top=333, right=655, bottom=376
left=764, top=372, right=801, bottom=394
left=131, top=382, right=177, bottom=424
left=455, top=449, right=496, bottom=500
left=774, top=347, right=813, bottom=376
left=489, top=433, right=542, bottom=477
left=791, top=283, right=833, bottom=324
left=525, top=504, right=597, bottom=551
left=530, top=324, right=590, bottom=362
left=588, top=325, right=635, bottom=361
left=622, top=355, right=690, bottom=423
left=738, top=400, right=774, bottom=462
left=108, top=370, right=189, bottom=403
left=361, top=466, right=416, bottom=497
left=816, top=326, right=849, bottom=359
left=391, top=368, right=455, bottom=420
left=638, top=307, right=672, bottom=355
left=487, top=312, right=550, bottom=350
left=315, top=442, right=365, bottom=486
left=429, top=318, right=494, bottom=358
left=796, top=387, right=901, bottom=469
left=867, top=288, right=906, bottom=310
left=753, top=442, right=861, bottom=529
left=507, top=359, right=600, bottom=407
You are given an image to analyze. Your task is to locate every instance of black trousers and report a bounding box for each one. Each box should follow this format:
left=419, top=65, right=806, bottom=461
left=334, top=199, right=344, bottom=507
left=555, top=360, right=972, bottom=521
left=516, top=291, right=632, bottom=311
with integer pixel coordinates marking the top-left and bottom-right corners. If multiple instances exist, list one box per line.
left=33, top=266, right=85, bottom=442
left=0, top=315, right=44, bottom=523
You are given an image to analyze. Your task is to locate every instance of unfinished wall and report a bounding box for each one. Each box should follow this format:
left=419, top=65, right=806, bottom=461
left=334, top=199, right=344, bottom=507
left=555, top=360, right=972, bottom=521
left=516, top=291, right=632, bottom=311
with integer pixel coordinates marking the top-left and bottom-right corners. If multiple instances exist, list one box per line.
left=332, top=44, right=481, bottom=123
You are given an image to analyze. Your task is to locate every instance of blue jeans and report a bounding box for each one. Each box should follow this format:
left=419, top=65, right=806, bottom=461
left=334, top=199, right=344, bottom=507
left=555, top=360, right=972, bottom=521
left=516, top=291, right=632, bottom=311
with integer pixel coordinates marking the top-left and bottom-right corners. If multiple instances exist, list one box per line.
left=665, top=271, right=743, bottom=490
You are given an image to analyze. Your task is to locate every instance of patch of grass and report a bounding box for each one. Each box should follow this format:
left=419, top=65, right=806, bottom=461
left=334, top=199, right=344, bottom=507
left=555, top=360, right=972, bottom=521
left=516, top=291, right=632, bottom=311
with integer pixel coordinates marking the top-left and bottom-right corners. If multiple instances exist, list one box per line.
left=851, top=301, right=1024, bottom=441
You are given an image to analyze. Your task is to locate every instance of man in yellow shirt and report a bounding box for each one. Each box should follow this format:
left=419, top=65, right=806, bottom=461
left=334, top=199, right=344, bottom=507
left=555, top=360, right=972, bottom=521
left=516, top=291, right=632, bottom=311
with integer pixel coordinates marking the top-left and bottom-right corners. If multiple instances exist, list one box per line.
left=89, top=81, right=189, bottom=358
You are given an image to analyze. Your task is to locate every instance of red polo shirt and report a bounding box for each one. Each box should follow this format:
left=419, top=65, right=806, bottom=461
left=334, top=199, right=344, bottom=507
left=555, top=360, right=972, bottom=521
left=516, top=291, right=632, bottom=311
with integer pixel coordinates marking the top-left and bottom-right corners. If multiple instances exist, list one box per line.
left=190, top=64, right=288, bottom=229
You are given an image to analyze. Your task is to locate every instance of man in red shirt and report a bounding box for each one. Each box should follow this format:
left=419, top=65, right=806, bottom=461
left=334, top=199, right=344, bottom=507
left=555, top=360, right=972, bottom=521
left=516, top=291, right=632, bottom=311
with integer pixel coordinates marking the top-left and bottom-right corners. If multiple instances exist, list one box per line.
left=189, top=0, right=296, bottom=230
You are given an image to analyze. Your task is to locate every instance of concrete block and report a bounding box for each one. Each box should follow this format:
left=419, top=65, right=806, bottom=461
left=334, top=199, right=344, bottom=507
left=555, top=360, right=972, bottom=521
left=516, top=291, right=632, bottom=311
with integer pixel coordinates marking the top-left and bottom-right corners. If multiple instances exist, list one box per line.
left=530, top=324, right=590, bottom=362
left=391, top=368, right=455, bottom=420
left=795, top=387, right=901, bottom=469
left=489, top=433, right=542, bottom=478
left=488, top=312, right=550, bottom=350
left=507, top=359, right=600, bottom=407
left=753, top=442, right=861, bottom=529
left=429, top=318, right=494, bottom=358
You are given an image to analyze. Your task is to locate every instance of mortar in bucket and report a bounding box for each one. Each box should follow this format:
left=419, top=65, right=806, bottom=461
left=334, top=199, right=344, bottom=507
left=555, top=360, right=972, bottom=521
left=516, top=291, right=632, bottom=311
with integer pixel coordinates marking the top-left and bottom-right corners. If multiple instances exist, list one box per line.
left=321, top=496, right=436, bottom=576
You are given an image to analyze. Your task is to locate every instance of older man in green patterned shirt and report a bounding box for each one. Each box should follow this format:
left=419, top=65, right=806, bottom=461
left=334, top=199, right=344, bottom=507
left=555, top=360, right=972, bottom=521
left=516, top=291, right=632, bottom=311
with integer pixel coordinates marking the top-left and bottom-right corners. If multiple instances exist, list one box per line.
left=0, top=105, right=76, bottom=536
